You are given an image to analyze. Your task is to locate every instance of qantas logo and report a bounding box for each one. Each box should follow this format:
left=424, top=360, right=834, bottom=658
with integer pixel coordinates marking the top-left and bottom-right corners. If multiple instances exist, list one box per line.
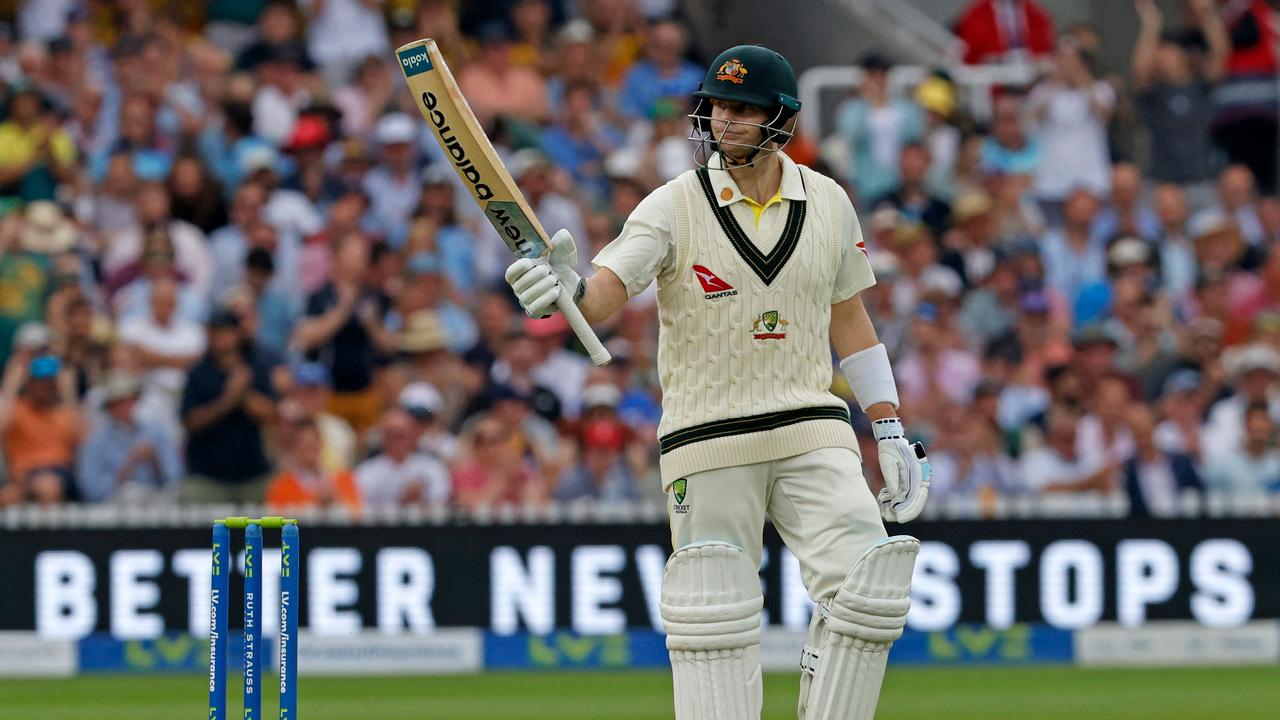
left=692, top=265, right=737, bottom=300
left=856, top=240, right=868, bottom=256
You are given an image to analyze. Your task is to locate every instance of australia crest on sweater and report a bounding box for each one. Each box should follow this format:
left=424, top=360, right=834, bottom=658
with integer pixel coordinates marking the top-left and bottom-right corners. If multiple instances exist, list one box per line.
left=751, top=310, right=788, bottom=340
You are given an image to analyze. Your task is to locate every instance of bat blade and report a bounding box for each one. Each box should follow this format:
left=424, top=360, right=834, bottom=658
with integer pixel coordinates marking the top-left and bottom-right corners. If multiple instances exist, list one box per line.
left=397, top=39, right=610, bottom=366
left=396, top=40, right=545, bottom=259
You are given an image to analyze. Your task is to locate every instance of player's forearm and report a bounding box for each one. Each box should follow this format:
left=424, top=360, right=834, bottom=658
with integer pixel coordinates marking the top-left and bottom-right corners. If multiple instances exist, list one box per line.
left=576, top=268, right=630, bottom=324
left=830, top=294, right=881, bottom=359
left=832, top=295, right=899, bottom=418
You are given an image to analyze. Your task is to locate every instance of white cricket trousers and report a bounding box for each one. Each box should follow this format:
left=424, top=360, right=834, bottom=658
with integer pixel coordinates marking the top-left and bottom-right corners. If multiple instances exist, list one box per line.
left=667, top=446, right=886, bottom=604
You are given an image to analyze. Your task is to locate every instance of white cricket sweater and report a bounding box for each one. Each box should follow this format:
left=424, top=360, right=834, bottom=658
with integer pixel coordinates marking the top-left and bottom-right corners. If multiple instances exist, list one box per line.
left=653, top=162, right=859, bottom=483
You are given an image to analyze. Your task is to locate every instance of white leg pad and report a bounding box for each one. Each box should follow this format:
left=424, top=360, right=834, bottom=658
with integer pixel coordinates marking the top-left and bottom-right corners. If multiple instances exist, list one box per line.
left=662, top=542, right=764, bottom=720
left=799, top=536, right=918, bottom=720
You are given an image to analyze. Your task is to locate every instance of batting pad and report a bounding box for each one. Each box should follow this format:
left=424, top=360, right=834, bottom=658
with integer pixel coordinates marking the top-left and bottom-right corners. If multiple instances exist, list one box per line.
left=800, top=535, right=918, bottom=720
left=661, top=542, right=764, bottom=720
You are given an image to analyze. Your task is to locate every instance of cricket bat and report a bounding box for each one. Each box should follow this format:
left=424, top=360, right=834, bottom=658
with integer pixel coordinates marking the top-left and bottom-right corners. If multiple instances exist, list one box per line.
left=396, top=39, right=610, bottom=366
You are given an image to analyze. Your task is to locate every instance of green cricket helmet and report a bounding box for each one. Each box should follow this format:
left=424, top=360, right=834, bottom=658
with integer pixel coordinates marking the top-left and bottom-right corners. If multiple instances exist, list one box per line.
left=689, top=44, right=802, bottom=165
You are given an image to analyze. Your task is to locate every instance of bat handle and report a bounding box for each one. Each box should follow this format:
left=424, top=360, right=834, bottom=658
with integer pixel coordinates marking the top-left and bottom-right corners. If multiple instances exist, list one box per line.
left=555, top=286, right=611, bottom=366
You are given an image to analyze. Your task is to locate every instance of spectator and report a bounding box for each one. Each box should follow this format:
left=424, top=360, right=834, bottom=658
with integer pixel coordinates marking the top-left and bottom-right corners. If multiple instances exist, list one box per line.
left=540, top=81, right=623, bottom=203
left=332, top=54, right=395, bottom=138
left=834, top=53, right=924, bottom=204
left=0, top=213, right=59, bottom=365
left=1028, top=38, right=1115, bottom=216
left=981, top=94, right=1040, bottom=182
left=75, top=371, right=181, bottom=503
left=209, top=181, right=269, bottom=301
left=453, top=413, right=550, bottom=511
left=1132, top=0, right=1227, bottom=191
left=92, top=92, right=172, bottom=184
left=250, top=43, right=311, bottom=147
left=1203, top=343, right=1280, bottom=454
left=509, top=149, right=587, bottom=259
left=301, top=0, right=390, bottom=86
left=266, top=416, right=362, bottom=512
left=954, top=0, right=1056, bottom=66
left=400, top=380, right=459, bottom=463
left=877, top=143, right=951, bottom=239
left=235, top=1, right=314, bottom=74
left=508, top=0, right=555, bottom=73
left=167, top=155, right=229, bottom=235
left=51, top=295, right=108, bottom=399
left=1212, top=0, right=1280, bottom=193
left=898, top=303, right=981, bottom=417
left=362, top=113, right=421, bottom=245
left=415, top=168, right=479, bottom=293
left=1154, top=368, right=1208, bottom=462
left=1123, top=403, right=1201, bottom=517
left=355, top=408, right=450, bottom=507
left=0, top=353, right=81, bottom=505
left=1041, top=188, right=1107, bottom=305
left=0, top=87, right=76, bottom=202
left=117, top=275, right=207, bottom=429
left=179, top=310, right=277, bottom=503
left=104, top=180, right=214, bottom=305
left=285, top=361, right=356, bottom=473
left=1020, top=404, right=1119, bottom=495
left=1152, top=183, right=1197, bottom=299
left=616, top=19, right=701, bottom=120
left=1093, top=163, right=1160, bottom=242
left=915, top=73, right=961, bottom=199
left=457, top=22, right=550, bottom=126
left=555, top=418, right=640, bottom=501
left=1196, top=164, right=1264, bottom=247
left=1204, top=400, right=1280, bottom=495
left=293, top=234, right=396, bottom=433
left=925, top=401, right=1018, bottom=504
left=240, top=246, right=297, bottom=355
left=546, top=19, right=602, bottom=109
left=1077, top=373, right=1137, bottom=475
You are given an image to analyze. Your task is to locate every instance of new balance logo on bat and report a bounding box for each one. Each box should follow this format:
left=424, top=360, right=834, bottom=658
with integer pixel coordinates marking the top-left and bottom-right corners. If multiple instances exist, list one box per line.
left=693, top=265, right=737, bottom=300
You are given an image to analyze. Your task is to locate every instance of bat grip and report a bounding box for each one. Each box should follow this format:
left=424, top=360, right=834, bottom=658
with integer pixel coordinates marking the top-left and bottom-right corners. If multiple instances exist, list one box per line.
left=555, top=286, right=610, bottom=366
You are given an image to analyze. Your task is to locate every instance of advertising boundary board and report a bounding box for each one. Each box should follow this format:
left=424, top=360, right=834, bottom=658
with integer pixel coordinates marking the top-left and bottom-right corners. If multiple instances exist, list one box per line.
left=3, top=520, right=1275, bottom=640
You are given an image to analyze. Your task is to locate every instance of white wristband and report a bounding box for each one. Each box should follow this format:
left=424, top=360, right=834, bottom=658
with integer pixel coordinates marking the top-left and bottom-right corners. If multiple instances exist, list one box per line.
left=839, top=343, right=900, bottom=412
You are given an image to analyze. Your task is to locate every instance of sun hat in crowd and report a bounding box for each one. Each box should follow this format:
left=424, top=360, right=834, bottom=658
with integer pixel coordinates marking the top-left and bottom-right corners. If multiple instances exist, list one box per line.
left=582, top=384, right=621, bottom=410
left=21, top=201, right=76, bottom=254
left=99, top=371, right=142, bottom=404
left=13, top=322, right=51, bottom=350
left=399, top=311, right=448, bottom=354
left=1225, top=343, right=1280, bottom=379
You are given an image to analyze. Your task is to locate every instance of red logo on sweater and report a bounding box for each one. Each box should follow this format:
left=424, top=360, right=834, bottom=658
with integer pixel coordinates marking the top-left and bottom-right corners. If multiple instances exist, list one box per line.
left=692, top=265, right=738, bottom=299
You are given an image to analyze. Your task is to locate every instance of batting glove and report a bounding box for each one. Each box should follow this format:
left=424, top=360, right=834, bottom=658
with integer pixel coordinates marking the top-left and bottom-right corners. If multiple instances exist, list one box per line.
left=504, top=229, right=583, bottom=318
left=871, top=417, right=931, bottom=523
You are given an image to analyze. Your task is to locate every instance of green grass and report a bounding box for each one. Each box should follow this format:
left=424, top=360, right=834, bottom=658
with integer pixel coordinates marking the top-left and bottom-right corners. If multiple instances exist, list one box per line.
left=1, top=666, right=1277, bottom=719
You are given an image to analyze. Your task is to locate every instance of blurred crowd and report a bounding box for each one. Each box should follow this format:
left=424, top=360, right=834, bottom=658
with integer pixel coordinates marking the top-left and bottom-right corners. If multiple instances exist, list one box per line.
left=0, top=0, right=1276, bottom=518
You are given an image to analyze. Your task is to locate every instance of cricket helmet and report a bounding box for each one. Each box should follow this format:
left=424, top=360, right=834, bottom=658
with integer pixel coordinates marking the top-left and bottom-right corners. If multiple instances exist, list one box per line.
left=689, top=44, right=802, bottom=166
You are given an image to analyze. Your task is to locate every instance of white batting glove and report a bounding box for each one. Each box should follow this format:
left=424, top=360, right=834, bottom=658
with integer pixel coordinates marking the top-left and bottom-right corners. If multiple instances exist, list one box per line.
left=503, top=229, right=583, bottom=318
left=871, top=417, right=931, bottom=523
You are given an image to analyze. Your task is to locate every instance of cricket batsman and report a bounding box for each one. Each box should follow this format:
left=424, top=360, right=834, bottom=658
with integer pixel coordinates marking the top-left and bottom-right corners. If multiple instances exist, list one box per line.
left=505, top=44, right=930, bottom=719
